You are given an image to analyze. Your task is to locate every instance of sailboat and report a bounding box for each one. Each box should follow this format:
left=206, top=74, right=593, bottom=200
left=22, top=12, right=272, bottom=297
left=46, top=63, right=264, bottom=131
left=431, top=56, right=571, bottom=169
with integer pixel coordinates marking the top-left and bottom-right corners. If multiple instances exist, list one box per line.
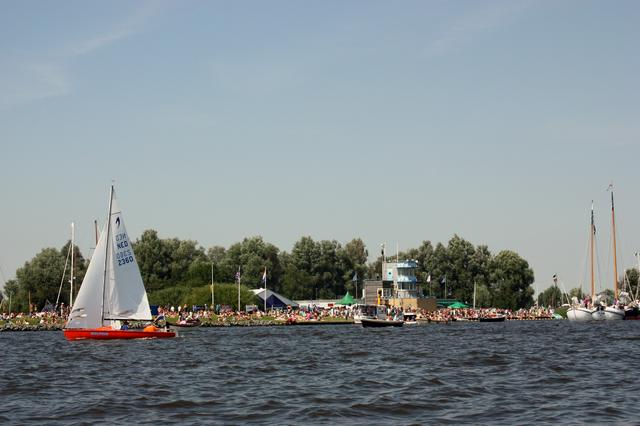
left=603, top=185, right=624, bottom=320
left=567, top=202, right=600, bottom=321
left=63, top=185, right=175, bottom=340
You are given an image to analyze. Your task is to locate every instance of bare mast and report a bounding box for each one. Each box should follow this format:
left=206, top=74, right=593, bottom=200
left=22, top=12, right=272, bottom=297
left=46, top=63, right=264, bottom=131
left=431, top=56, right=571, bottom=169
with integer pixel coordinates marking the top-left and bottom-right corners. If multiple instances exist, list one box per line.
left=590, top=201, right=595, bottom=301
left=609, top=184, right=619, bottom=300
left=100, top=185, right=115, bottom=325
left=70, top=222, right=75, bottom=307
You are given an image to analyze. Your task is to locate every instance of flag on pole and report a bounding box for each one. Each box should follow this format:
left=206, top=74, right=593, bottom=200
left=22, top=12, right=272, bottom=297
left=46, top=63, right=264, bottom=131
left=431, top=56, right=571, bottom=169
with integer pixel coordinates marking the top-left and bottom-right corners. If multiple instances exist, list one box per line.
left=427, top=274, right=431, bottom=283
left=441, top=275, right=446, bottom=284
left=235, top=270, right=241, bottom=283
left=262, top=268, right=267, bottom=285
left=352, top=272, right=358, bottom=282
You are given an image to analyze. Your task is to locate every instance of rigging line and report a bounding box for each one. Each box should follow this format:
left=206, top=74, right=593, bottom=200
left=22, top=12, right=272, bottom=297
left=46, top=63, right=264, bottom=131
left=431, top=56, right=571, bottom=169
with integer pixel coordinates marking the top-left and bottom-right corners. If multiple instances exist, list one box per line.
left=558, top=278, right=572, bottom=305
left=55, top=242, right=72, bottom=308
left=578, top=225, right=590, bottom=297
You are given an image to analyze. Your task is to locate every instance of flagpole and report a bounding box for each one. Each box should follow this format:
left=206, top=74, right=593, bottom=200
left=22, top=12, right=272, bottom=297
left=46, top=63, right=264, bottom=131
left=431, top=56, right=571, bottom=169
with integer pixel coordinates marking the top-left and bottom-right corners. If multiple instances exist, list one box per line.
left=211, top=262, right=216, bottom=312
left=237, top=266, right=241, bottom=313
left=356, top=272, right=360, bottom=299
left=263, top=267, right=267, bottom=313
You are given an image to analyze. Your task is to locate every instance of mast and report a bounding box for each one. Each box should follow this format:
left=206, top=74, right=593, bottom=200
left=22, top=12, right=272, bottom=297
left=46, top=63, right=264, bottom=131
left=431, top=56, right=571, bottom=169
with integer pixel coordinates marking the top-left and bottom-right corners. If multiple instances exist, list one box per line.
left=610, top=184, right=619, bottom=300
left=94, top=219, right=99, bottom=245
left=70, top=222, right=75, bottom=307
left=101, top=185, right=115, bottom=325
left=211, top=261, right=216, bottom=312
left=473, top=281, right=476, bottom=310
left=635, top=252, right=640, bottom=301
left=590, top=201, right=595, bottom=301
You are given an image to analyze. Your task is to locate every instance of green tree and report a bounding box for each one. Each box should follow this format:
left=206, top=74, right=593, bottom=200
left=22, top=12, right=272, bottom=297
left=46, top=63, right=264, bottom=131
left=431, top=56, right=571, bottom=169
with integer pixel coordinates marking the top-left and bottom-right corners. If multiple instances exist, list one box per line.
left=444, top=235, right=477, bottom=302
left=341, top=238, right=368, bottom=297
left=489, top=250, right=535, bottom=309
left=207, top=246, right=230, bottom=283
left=567, top=287, right=585, bottom=303
left=430, top=242, right=450, bottom=298
left=133, top=229, right=207, bottom=291
left=11, top=241, right=87, bottom=312
left=221, top=236, right=282, bottom=292
left=474, top=283, right=492, bottom=308
left=182, top=284, right=257, bottom=310
left=624, top=268, right=639, bottom=298
left=3, top=279, right=20, bottom=312
left=289, top=236, right=321, bottom=298
left=280, top=251, right=315, bottom=299
left=537, top=285, right=563, bottom=307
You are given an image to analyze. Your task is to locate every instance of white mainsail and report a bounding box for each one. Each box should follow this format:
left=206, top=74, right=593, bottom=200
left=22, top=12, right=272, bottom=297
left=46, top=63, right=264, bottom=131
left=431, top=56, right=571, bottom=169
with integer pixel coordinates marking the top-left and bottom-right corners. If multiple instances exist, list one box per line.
left=66, top=187, right=151, bottom=329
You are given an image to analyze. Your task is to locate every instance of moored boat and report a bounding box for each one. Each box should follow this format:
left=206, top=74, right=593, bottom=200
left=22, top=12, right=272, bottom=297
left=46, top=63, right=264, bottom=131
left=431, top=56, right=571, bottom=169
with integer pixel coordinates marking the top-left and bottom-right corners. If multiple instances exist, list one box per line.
left=478, top=314, right=506, bottom=323
left=604, top=306, right=625, bottom=320
left=403, top=312, right=417, bottom=325
left=624, top=305, right=640, bottom=320
left=566, top=306, right=594, bottom=321
left=353, top=304, right=376, bottom=324
left=361, top=318, right=404, bottom=327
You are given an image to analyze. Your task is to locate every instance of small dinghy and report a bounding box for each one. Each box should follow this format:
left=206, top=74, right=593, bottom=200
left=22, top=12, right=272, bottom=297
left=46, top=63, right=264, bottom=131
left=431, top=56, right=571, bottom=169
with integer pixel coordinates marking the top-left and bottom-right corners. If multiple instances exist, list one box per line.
left=170, top=319, right=201, bottom=328
left=478, top=314, right=506, bottom=323
left=361, top=318, right=404, bottom=328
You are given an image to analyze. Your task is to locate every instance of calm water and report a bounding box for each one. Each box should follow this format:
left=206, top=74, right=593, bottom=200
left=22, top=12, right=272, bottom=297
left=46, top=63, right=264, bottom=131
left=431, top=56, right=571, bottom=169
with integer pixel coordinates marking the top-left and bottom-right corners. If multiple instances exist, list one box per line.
left=1, top=321, right=639, bottom=425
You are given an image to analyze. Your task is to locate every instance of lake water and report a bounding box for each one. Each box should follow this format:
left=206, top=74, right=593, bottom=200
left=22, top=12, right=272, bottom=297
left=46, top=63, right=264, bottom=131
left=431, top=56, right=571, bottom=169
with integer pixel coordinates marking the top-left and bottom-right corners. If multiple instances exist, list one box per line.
left=1, top=321, right=639, bottom=425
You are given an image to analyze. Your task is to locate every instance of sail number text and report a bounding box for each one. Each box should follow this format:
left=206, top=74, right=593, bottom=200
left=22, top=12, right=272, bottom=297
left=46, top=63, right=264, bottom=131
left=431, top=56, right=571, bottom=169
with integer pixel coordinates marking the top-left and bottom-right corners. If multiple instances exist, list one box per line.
left=116, top=249, right=134, bottom=265
left=115, top=233, right=134, bottom=266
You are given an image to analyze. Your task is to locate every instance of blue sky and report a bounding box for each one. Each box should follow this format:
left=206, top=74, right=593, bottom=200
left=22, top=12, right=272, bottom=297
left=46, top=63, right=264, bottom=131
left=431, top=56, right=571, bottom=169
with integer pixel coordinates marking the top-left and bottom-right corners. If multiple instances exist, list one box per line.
left=1, top=0, right=639, bottom=296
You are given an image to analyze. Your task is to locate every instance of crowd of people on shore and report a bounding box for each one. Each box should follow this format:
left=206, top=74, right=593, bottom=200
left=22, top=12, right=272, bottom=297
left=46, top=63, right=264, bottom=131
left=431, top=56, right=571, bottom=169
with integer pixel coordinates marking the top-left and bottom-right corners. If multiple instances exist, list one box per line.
left=1, top=303, right=558, bottom=327
left=150, top=304, right=559, bottom=324
left=415, top=306, right=557, bottom=323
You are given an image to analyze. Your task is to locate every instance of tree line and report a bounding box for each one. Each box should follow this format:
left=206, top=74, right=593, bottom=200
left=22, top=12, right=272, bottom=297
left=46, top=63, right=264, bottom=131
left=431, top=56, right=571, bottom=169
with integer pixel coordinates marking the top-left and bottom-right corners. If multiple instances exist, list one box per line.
left=2, top=230, right=550, bottom=312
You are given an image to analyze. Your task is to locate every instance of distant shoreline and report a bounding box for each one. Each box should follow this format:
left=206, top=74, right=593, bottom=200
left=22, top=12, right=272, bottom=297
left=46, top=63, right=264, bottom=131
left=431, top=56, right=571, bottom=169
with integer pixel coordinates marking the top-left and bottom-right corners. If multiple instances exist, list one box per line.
left=0, top=319, right=355, bottom=332
left=0, top=317, right=565, bottom=332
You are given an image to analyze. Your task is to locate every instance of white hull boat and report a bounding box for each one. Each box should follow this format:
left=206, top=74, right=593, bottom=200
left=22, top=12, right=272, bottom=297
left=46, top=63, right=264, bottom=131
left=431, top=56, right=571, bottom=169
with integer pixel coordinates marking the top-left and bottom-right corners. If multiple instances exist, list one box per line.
left=604, top=306, right=624, bottom=320
left=566, top=307, right=593, bottom=321
left=591, top=308, right=606, bottom=320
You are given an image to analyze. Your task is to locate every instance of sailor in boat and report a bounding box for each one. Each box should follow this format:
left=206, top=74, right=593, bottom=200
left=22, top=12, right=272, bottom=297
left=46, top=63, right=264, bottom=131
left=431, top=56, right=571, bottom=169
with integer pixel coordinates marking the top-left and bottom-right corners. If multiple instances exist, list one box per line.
left=154, top=308, right=167, bottom=328
left=121, top=320, right=130, bottom=330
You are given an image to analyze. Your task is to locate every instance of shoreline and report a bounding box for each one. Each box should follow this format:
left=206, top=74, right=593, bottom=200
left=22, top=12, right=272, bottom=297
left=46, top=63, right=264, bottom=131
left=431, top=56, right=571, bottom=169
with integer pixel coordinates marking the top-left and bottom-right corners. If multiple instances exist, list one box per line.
left=0, top=318, right=565, bottom=332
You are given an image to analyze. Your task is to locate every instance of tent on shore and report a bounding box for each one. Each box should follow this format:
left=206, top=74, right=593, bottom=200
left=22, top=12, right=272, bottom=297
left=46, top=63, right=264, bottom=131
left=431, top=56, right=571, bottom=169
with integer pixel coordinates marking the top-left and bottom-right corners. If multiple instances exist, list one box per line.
left=335, top=292, right=356, bottom=306
left=448, top=301, right=469, bottom=309
left=251, top=289, right=299, bottom=310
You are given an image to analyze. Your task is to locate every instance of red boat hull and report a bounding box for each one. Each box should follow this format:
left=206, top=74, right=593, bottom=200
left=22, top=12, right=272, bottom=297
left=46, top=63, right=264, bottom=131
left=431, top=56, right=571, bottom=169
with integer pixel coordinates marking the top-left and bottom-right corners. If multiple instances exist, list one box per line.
left=64, top=328, right=176, bottom=340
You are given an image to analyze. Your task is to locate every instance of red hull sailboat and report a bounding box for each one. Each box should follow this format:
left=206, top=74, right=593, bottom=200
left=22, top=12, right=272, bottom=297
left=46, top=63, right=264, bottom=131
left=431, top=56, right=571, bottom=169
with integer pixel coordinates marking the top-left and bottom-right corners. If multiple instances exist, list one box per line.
left=63, top=185, right=174, bottom=340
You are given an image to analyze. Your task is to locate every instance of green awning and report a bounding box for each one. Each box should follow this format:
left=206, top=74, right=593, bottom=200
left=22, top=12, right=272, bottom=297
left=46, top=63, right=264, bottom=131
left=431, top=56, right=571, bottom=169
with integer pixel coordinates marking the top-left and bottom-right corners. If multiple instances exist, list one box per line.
left=336, top=292, right=356, bottom=305
left=448, top=301, right=469, bottom=309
